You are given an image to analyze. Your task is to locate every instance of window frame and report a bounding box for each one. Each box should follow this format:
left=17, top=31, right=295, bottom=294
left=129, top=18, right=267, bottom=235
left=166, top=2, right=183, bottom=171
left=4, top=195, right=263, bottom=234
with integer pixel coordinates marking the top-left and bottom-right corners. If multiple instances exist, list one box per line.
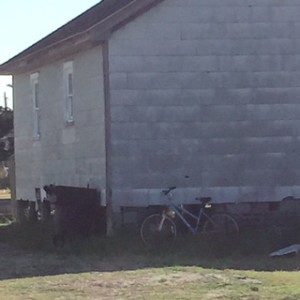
left=63, top=61, right=74, bottom=125
left=30, top=72, right=40, bottom=140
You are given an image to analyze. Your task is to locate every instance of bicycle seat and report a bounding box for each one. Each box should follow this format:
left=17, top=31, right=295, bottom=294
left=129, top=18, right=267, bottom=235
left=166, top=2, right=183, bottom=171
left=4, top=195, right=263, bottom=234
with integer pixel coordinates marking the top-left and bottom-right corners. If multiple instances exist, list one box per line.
left=195, top=197, right=211, bottom=204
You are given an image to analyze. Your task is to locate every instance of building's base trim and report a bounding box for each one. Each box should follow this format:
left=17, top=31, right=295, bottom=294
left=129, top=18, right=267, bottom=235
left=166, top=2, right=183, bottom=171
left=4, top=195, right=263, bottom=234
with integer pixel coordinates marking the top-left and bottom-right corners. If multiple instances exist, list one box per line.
left=112, top=185, right=300, bottom=209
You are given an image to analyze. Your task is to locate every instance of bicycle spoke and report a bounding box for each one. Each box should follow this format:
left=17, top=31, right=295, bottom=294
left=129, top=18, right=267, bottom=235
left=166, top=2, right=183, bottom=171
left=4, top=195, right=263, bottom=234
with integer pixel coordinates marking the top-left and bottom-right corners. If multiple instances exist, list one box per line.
left=140, top=214, right=177, bottom=248
left=203, top=213, right=239, bottom=239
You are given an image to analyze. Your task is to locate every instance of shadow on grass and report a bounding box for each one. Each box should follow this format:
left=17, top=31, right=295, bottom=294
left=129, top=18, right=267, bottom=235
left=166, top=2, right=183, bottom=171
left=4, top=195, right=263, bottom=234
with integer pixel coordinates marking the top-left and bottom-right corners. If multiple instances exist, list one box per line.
left=0, top=221, right=299, bottom=280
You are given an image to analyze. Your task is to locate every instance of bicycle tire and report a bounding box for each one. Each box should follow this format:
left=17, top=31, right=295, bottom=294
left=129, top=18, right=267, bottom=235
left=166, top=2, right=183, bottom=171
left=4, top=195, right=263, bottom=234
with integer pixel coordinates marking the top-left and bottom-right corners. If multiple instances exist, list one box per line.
left=203, top=213, right=239, bottom=239
left=140, top=214, right=177, bottom=247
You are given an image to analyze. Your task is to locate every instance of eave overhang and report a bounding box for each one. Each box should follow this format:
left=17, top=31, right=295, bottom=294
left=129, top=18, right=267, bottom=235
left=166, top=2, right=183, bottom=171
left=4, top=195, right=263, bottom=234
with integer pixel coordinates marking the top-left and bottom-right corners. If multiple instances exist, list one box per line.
left=0, top=0, right=163, bottom=75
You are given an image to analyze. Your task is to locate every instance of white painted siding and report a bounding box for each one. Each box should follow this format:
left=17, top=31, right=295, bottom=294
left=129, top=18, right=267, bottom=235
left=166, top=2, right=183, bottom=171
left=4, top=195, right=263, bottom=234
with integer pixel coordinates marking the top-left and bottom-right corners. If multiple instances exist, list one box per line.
left=14, top=46, right=106, bottom=201
left=109, top=0, right=300, bottom=209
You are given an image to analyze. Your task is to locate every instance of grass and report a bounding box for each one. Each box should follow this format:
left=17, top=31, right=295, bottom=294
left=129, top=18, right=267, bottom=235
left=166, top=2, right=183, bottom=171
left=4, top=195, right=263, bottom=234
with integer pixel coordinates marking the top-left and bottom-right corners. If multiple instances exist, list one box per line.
left=0, top=221, right=299, bottom=299
left=0, top=189, right=10, bottom=200
left=1, top=266, right=300, bottom=299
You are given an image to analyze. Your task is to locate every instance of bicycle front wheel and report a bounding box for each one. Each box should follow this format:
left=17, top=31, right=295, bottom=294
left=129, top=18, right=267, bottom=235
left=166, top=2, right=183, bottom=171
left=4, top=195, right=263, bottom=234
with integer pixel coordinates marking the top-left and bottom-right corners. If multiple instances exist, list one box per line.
left=140, top=214, right=177, bottom=247
left=203, top=213, right=239, bottom=239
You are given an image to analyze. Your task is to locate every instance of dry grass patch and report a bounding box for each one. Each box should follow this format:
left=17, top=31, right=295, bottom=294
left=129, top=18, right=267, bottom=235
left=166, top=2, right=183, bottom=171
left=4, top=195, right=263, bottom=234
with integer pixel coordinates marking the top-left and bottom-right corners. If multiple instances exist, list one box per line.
left=0, top=222, right=300, bottom=299
left=1, top=267, right=300, bottom=300
left=0, top=189, right=10, bottom=200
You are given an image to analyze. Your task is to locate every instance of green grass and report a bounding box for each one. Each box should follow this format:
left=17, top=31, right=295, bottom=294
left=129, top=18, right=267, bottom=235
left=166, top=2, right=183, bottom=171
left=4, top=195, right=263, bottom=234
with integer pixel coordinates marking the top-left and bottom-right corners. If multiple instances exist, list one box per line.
left=0, top=221, right=299, bottom=299
left=0, top=267, right=300, bottom=299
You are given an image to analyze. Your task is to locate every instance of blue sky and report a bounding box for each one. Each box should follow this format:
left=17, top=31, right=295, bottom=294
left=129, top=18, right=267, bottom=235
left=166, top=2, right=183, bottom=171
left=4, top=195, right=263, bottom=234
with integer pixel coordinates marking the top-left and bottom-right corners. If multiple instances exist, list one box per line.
left=0, top=0, right=100, bottom=107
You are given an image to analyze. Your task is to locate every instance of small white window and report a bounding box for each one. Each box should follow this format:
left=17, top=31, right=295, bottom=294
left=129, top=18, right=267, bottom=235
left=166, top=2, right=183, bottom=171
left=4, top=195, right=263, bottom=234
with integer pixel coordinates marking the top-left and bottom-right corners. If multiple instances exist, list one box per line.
left=31, top=73, right=40, bottom=139
left=63, top=61, right=74, bottom=124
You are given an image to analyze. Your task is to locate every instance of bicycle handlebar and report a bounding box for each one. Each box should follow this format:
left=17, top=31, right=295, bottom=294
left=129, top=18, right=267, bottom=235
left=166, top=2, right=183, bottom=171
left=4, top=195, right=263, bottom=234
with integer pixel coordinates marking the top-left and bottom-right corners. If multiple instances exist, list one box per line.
left=162, top=186, right=176, bottom=195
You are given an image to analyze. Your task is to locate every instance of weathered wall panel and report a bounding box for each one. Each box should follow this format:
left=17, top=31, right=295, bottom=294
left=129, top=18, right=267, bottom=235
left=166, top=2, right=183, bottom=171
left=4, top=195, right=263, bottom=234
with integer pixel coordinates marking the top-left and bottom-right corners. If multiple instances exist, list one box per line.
left=109, top=0, right=300, bottom=209
left=14, top=46, right=106, bottom=201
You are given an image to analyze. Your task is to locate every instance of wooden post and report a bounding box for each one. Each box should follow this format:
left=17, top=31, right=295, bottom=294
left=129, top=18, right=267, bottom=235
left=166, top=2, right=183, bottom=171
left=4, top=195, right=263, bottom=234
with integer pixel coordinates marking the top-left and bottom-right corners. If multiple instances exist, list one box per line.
left=3, top=92, right=7, bottom=109
left=16, top=199, right=27, bottom=223
left=41, top=200, right=51, bottom=222
left=7, top=156, right=16, bottom=219
left=102, top=39, right=114, bottom=236
left=28, top=201, right=37, bottom=222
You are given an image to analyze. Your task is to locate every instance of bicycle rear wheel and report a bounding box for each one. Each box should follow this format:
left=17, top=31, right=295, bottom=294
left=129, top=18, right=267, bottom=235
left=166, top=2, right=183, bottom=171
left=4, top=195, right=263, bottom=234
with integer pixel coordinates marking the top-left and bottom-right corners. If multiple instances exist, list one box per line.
left=140, top=214, right=177, bottom=247
left=203, top=213, right=239, bottom=239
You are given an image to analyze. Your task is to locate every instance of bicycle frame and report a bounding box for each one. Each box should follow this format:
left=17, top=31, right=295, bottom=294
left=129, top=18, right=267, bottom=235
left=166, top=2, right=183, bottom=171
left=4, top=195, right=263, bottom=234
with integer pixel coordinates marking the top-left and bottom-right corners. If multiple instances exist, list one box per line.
left=140, top=188, right=239, bottom=247
left=165, top=200, right=209, bottom=234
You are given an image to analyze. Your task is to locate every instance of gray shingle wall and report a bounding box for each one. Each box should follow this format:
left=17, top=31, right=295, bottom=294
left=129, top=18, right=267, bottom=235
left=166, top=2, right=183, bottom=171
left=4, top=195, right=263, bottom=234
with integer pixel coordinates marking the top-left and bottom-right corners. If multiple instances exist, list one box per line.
left=14, top=46, right=106, bottom=201
left=109, top=0, right=300, bottom=208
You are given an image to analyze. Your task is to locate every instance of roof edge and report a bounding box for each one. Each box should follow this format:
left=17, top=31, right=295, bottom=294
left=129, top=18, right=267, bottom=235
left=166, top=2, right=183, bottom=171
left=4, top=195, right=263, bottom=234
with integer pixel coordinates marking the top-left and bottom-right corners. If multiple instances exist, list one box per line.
left=0, top=0, right=164, bottom=75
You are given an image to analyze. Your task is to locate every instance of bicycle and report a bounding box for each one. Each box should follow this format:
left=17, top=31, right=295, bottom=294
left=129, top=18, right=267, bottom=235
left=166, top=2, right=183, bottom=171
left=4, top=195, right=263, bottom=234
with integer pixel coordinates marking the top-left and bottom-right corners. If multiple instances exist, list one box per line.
left=140, top=186, right=239, bottom=247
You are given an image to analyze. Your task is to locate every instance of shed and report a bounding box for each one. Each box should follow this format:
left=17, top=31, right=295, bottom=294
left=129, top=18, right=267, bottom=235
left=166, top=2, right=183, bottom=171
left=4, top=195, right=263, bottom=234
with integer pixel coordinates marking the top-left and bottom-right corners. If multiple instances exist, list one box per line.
left=1, top=0, right=300, bottom=230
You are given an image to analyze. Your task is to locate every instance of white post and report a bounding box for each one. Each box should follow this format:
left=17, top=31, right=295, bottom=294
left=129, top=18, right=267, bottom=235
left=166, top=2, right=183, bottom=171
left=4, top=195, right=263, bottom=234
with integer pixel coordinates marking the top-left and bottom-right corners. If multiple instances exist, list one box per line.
left=3, top=92, right=7, bottom=109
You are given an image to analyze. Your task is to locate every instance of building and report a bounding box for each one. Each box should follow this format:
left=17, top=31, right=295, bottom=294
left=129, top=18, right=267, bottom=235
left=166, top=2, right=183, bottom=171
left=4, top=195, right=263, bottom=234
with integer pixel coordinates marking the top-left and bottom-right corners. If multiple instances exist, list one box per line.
left=1, top=0, right=300, bottom=227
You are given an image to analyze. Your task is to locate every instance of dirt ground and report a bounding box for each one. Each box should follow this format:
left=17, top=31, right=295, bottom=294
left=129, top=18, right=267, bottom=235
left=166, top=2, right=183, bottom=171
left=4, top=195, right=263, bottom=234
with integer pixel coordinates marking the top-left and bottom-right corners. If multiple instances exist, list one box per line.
left=0, top=241, right=268, bottom=300
left=0, top=242, right=150, bottom=280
